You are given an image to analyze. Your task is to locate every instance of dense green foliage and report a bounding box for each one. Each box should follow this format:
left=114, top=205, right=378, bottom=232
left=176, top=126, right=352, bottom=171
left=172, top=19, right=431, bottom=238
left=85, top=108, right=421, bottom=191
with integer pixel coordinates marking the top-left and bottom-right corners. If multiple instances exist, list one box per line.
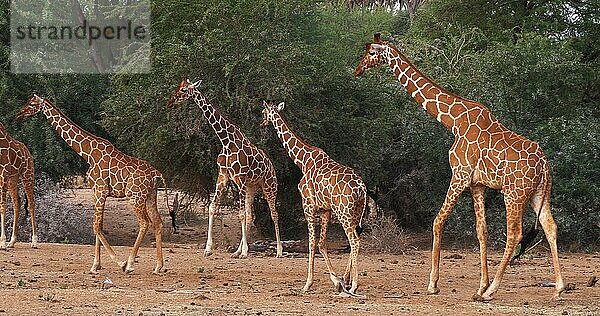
left=0, top=0, right=598, bottom=248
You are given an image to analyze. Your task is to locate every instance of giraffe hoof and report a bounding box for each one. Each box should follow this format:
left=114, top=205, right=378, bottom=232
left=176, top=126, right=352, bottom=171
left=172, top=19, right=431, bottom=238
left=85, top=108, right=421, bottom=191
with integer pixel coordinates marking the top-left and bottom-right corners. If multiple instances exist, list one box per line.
left=473, top=293, right=493, bottom=302
left=203, top=249, right=213, bottom=257
left=427, top=287, right=440, bottom=295
left=31, top=242, right=39, bottom=249
left=89, top=266, right=101, bottom=274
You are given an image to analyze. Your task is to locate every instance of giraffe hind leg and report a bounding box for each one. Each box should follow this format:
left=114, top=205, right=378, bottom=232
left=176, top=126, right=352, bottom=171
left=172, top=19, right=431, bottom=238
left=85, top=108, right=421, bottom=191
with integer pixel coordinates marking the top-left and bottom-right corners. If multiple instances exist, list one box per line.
left=263, top=184, right=283, bottom=258
left=124, top=198, right=151, bottom=274
left=533, top=189, right=565, bottom=299
left=146, top=191, right=165, bottom=274
left=0, top=187, right=7, bottom=249
left=479, top=197, right=525, bottom=301
left=23, top=179, right=38, bottom=248
left=7, top=182, right=20, bottom=248
left=471, top=185, right=490, bottom=299
left=231, top=186, right=249, bottom=259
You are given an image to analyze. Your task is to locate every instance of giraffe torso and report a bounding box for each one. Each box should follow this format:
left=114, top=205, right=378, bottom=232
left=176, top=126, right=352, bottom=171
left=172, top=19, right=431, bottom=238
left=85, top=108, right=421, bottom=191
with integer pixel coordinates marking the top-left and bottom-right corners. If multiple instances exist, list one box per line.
left=86, top=147, right=161, bottom=198
left=300, top=150, right=366, bottom=220
left=0, top=128, right=34, bottom=188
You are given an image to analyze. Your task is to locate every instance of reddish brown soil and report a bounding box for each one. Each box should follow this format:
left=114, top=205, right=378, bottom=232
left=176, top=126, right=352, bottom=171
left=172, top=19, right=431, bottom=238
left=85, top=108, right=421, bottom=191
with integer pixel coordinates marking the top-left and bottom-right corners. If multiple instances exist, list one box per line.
left=0, top=189, right=598, bottom=315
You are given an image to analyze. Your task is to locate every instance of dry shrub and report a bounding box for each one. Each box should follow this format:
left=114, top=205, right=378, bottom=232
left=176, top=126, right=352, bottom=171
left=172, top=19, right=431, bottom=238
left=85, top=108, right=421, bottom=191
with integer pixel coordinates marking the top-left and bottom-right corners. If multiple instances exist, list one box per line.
left=361, top=213, right=410, bottom=255
left=8, top=174, right=94, bottom=245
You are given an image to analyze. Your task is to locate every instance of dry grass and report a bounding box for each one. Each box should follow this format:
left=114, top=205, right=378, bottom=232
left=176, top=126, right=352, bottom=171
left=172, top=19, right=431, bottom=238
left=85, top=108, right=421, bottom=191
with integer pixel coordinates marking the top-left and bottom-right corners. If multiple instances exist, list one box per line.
left=361, top=213, right=411, bottom=254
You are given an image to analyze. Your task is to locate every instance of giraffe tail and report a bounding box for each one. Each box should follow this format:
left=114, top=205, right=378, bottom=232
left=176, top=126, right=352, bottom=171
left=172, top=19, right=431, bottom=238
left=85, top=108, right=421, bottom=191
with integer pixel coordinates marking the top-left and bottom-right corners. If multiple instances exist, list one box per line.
left=156, top=174, right=178, bottom=234
left=356, top=188, right=377, bottom=236
left=512, top=169, right=549, bottom=262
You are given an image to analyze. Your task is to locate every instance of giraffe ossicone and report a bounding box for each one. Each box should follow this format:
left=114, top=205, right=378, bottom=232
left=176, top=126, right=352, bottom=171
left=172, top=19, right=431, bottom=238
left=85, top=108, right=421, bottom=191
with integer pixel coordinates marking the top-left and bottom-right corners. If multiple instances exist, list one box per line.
left=0, top=122, right=38, bottom=249
left=261, top=101, right=367, bottom=298
left=16, top=95, right=172, bottom=275
left=355, top=33, right=565, bottom=301
left=168, top=78, right=283, bottom=259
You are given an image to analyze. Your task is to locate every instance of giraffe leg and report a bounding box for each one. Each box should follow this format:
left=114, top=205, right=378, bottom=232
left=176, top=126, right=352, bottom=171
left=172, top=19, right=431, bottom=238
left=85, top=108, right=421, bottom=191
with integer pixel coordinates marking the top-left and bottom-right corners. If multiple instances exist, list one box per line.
left=90, top=189, right=123, bottom=273
left=479, top=196, right=525, bottom=301
left=316, top=211, right=342, bottom=290
left=146, top=190, right=165, bottom=274
left=532, top=188, right=565, bottom=299
left=471, top=185, right=490, bottom=298
left=302, top=204, right=317, bottom=293
left=123, top=197, right=151, bottom=274
left=91, top=220, right=103, bottom=273
left=0, top=187, right=7, bottom=250
left=244, top=187, right=256, bottom=243
left=231, top=185, right=249, bottom=259
left=23, top=179, right=38, bottom=248
left=344, top=225, right=363, bottom=297
left=204, top=172, right=228, bottom=257
left=427, top=176, right=468, bottom=295
left=263, top=184, right=283, bottom=258
left=7, top=181, right=20, bottom=248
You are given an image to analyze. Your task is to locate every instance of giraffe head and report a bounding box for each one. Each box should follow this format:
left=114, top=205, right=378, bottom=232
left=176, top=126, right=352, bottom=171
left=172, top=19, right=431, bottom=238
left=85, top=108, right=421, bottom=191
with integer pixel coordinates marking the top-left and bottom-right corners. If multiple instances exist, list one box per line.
left=16, top=94, right=47, bottom=120
left=354, top=33, right=389, bottom=77
left=261, top=101, right=285, bottom=128
left=167, top=78, right=201, bottom=108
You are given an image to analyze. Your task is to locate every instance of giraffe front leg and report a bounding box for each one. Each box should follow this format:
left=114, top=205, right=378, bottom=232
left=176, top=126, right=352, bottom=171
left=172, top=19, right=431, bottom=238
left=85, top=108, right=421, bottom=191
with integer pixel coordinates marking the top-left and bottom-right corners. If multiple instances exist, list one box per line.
left=7, top=183, right=20, bottom=248
left=428, top=175, right=468, bottom=295
left=302, top=201, right=318, bottom=293
left=91, top=191, right=124, bottom=272
left=231, top=186, right=248, bottom=259
left=205, top=172, right=228, bottom=257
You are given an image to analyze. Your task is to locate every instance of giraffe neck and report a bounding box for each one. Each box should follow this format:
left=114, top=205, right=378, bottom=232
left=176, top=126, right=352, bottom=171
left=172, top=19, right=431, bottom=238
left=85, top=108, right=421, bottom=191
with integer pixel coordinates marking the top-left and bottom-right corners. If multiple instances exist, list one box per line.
left=190, top=90, right=238, bottom=147
left=385, top=44, right=482, bottom=133
left=41, top=101, right=102, bottom=164
left=270, top=111, right=316, bottom=172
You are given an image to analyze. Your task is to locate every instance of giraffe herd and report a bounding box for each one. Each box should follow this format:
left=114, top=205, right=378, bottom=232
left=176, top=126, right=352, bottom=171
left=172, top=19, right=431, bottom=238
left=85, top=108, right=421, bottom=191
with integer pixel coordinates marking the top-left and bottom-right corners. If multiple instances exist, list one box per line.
left=0, top=34, right=565, bottom=302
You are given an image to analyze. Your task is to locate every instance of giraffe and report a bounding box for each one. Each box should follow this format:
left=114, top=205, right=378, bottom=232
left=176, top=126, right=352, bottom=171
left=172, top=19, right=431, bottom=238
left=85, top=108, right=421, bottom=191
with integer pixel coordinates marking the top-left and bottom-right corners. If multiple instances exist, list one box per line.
left=16, top=94, right=172, bottom=274
left=167, top=78, right=283, bottom=259
left=261, top=101, right=367, bottom=298
left=354, top=33, right=565, bottom=301
left=0, top=121, right=37, bottom=249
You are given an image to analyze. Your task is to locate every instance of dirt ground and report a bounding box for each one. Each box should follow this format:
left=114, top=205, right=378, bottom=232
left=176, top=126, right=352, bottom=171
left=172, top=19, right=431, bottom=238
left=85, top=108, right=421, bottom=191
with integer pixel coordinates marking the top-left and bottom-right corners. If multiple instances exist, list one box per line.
left=0, top=189, right=599, bottom=315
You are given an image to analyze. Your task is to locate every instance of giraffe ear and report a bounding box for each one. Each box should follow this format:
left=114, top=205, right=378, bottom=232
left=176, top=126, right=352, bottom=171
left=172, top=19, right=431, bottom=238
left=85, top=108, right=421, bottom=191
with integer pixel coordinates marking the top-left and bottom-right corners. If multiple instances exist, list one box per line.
left=262, top=100, right=268, bottom=108
left=276, top=102, right=285, bottom=112
left=191, top=80, right=202, bottom=88
left=373, top=33, right=381, bottom=43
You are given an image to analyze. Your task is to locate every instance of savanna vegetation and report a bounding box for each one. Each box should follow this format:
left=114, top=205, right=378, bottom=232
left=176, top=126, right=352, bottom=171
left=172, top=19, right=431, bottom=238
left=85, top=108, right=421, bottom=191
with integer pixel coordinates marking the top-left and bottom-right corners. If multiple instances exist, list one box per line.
left=0, top=0, right=598, bottom=250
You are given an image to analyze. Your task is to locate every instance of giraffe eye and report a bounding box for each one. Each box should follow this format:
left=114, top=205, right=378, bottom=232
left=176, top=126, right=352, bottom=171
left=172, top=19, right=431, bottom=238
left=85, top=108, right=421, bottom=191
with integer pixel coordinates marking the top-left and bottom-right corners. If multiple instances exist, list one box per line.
left=368, top=51, right=376, bottom=56
left=181, top=88, right=187, bottom=92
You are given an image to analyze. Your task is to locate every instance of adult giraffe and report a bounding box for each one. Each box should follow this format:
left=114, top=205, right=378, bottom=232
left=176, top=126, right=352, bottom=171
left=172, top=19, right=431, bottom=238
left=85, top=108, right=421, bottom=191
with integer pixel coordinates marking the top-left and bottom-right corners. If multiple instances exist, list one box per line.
left=0, top=122, right=37, bottom=249
left=16, top=94, right=173, bottom=274
left=261, top=101, right=367, bottom=298
left=354, top=33, right=564, bottom=301
left=167, top=78, right=282, bottom=259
